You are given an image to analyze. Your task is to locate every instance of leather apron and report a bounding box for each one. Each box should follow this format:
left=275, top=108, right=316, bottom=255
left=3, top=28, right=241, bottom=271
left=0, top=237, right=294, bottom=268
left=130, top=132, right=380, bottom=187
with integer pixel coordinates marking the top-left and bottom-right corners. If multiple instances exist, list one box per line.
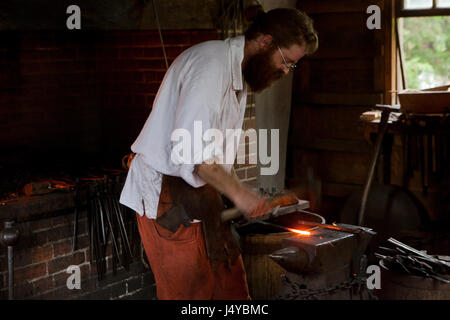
left=156, top=174, right=241, bottom=270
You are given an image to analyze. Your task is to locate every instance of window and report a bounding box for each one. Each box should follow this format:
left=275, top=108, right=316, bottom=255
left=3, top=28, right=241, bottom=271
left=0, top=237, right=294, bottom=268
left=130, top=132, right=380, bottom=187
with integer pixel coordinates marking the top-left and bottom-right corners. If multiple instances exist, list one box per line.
left=396, top=0, right=450, bottom=90
left=398, top=0, right=450, bottom=15
left=405, top=0, right=433, bottom=9
left=398, top=16, right=449, bottom=89
left=437, top=0, right=450, bottom=8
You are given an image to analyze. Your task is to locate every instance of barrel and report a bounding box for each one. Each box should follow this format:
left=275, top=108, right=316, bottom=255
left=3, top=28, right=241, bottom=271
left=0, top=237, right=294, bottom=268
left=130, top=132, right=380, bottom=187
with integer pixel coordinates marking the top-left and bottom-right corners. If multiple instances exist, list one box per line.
left=241, top=230, right=295, bottom=299
left=378, top=267, right=450, bottom=300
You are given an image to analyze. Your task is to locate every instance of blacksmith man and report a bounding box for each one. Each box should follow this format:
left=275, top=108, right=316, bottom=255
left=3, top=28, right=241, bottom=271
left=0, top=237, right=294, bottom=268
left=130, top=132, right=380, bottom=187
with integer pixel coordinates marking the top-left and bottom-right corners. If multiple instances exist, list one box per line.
left=120, top=8, right=318, bottom=299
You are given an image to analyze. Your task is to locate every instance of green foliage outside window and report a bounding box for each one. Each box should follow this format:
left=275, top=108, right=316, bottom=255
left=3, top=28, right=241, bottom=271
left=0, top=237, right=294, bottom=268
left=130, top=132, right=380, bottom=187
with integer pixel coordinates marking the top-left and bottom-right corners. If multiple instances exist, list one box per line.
left=401, top=16, right=449, bottom=89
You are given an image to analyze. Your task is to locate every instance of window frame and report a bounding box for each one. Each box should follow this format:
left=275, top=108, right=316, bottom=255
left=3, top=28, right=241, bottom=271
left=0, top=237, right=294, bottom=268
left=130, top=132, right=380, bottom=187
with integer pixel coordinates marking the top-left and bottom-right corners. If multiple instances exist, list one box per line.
left=397, top=0, right=450, bottom=17
left=394, top=0, right=450, bottom=93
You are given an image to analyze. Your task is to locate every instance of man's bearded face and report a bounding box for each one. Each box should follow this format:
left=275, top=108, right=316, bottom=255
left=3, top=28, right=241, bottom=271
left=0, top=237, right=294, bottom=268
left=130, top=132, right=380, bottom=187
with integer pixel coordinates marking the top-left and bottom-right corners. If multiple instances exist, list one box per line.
left=243, top=46, right=285, bottom=93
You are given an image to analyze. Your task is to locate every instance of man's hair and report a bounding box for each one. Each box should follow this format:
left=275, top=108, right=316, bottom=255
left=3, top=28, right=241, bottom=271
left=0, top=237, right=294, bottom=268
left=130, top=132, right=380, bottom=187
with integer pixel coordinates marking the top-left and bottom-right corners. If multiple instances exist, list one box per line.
left=244, top=8, right=318, bottom=55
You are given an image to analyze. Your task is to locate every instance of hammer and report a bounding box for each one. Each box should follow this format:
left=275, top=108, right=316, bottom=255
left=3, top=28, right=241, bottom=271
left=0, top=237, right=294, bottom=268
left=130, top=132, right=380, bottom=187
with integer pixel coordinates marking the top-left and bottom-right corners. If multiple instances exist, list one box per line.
left=221, top=192, right=300, bottom=222
left=358, top=104, right=400, bottom=226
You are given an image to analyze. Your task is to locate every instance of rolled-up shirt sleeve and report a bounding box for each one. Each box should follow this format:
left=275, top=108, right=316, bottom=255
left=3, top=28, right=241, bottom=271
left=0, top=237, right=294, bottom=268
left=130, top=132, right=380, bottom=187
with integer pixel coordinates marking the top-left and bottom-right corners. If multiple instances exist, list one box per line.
left=169, top=61, right=226, bottom=187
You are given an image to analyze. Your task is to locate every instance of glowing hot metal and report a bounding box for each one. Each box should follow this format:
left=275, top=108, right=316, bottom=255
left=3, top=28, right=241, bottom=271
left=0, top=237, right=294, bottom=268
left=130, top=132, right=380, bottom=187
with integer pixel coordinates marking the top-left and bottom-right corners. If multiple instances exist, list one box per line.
left=255, top=220, right=311, bottom=236
left=287, top=228, right=311, bottom=236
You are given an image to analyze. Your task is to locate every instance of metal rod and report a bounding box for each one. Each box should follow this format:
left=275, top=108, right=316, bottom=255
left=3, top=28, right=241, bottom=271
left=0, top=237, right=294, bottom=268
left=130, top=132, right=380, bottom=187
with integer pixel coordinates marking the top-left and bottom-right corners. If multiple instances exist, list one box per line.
left=93, top=196, right=105, bottom=279
left=1, top=220, right=19, bottom=300
left=96, top=195, right=106, bottom=243
left=292, top=208, right=327, bottom=225
left=296, top=221, right=362, bottom=234
left=72, top=208, right=78, bottom=253
left=254, top=220, right=302, bottom=234
left=113, top=199, right=133, bottom=258
left=151, top=0, right=169, bottom=70
left=72, top=178, right=80, bottom=253
left=104, top=202, right=122, bottom=267
left=395, top=20, right=407, bottom=90
left=388, top=237, right=450, bottom=267
left=8, top=246, right=13, bottom=300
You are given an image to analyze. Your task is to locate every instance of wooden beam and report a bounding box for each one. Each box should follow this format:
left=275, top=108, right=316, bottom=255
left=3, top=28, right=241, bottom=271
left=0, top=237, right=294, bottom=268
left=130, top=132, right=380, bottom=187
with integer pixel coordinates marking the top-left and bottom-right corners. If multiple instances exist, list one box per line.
left=298, top=0, right=384, bottom=14
left=384, top=0, right=396, bottom=105
left=396, top=8, right=450, bottom=17
left=295, top=92, right=384, bottom=105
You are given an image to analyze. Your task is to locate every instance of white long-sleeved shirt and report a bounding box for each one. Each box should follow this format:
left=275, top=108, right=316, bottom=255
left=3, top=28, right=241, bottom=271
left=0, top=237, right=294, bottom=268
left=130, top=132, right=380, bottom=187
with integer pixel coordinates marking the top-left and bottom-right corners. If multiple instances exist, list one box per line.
left=119, top=35, right=248, bottom=219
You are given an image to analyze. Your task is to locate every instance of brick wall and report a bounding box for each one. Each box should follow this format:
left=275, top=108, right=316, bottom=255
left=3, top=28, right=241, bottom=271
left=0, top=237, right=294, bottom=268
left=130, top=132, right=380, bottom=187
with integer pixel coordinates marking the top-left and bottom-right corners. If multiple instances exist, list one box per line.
left=0, top=30, right=217, bottom=168
left=0, top=29, right=259, bottom=299
left=0, top=203, right=155, bottom=300
left=236, top=93, right=259, bottom=189
left=0, top=29, right=258, bottom=180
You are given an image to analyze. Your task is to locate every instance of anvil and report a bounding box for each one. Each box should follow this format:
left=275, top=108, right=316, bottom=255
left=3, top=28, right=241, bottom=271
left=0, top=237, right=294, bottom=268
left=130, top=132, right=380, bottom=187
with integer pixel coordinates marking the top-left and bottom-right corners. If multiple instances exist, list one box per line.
left=270, top=223, right=376, bottom=274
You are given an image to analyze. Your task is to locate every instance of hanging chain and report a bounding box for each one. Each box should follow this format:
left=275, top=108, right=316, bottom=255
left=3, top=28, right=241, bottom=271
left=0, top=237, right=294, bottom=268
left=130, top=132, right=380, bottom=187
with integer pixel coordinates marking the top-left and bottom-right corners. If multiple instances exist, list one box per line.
left=276, top=274, right=378, bottom=300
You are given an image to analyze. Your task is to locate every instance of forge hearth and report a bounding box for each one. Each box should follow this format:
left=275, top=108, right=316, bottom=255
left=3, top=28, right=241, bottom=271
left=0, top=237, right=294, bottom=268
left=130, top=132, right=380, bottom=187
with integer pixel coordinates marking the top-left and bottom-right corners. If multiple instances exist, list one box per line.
left=0, top=28, right=221, bottom=300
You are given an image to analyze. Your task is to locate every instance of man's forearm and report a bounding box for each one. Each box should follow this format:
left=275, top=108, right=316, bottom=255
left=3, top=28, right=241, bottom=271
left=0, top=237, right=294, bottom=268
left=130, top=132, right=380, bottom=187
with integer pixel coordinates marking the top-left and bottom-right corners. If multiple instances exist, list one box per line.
left=194, top=162, right=242, bottom=204
left=194, top=162, right=268, bottom=217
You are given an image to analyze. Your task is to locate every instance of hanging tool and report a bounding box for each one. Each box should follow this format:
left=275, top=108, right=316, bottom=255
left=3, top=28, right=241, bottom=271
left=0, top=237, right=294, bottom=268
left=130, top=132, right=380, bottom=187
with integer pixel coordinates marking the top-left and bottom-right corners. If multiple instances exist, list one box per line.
left=85, top=173, right=135, bottom=279
left=102, top=176, right=122, bottom=270
left=95, top=184, right=107, bottom=244
left=111, top=175, right=133, bottom=262
left=88, top=182, right=107, bottom=280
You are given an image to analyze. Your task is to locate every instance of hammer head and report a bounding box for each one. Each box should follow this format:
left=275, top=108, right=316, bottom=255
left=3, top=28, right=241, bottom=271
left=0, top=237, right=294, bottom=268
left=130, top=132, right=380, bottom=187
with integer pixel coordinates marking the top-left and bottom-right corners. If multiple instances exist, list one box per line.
left=374, top=104, right=400, bottom=112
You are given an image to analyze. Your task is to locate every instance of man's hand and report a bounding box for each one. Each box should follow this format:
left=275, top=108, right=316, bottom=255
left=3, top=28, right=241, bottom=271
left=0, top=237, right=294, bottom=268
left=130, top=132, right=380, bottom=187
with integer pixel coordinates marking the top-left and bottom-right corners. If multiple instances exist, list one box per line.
left=233, top=187, right=271, bottom=220
left=194, top=162, right=270, bottom=219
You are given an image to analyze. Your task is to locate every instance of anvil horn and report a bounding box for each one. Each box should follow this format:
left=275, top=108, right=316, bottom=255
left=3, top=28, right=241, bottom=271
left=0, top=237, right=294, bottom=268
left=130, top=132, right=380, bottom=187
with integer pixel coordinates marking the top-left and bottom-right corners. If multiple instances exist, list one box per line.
left=269, top=246, right=310, bottom=273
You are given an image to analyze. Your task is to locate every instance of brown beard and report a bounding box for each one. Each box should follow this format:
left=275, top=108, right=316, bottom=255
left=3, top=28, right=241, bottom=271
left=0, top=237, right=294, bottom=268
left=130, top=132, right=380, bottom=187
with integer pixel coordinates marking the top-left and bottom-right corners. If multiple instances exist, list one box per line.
left=243, top=47, right=285, bottom=93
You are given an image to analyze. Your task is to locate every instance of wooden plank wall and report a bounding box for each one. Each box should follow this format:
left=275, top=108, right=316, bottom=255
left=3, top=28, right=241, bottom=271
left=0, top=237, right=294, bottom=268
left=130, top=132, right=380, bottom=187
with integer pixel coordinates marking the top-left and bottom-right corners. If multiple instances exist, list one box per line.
left=286, top=0, right=395, bottom=214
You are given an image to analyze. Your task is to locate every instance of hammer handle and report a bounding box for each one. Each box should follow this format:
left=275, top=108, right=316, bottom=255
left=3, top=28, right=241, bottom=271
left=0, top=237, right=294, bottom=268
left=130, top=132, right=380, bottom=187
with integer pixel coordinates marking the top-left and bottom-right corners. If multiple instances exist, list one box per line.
left=221, top=192, right=300, bottom=222
left=221, top=207, right=242, bottom=222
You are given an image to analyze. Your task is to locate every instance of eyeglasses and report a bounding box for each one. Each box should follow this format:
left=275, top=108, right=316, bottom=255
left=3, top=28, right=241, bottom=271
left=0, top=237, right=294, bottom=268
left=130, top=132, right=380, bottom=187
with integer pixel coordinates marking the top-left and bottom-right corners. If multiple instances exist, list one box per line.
left=277, top=45, right=297, bottom=71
